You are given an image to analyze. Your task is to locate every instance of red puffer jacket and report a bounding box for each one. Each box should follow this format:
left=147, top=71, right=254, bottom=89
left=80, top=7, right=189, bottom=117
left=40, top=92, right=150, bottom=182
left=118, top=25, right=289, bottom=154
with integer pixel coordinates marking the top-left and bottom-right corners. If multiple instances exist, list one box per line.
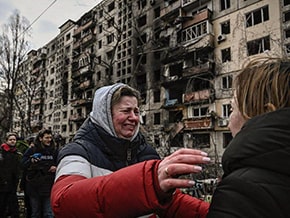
left=51, top=160, right=209, bottom=218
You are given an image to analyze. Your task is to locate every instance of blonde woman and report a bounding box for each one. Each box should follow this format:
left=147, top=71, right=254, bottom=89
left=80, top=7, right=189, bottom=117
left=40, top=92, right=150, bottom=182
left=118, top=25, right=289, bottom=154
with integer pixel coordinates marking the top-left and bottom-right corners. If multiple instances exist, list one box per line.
left=207, top=57, right=290, bottom=217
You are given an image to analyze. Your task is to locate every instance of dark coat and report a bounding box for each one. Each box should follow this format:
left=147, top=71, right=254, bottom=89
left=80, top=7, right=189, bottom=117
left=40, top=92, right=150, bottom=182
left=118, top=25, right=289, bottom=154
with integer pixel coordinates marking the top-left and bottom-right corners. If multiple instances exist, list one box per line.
left=22, top=144, right=58, bottom=196
left=207, top=107, right=290, bottom=218
left=57, top=118, right=160, bottom=170
left=0, top=144, right=21, bottom=192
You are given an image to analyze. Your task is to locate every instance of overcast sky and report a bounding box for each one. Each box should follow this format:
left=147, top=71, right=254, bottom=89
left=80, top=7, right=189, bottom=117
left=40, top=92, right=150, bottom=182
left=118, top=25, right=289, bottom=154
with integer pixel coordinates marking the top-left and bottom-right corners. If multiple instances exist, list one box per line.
left=0, top=0, right=101, bottom=49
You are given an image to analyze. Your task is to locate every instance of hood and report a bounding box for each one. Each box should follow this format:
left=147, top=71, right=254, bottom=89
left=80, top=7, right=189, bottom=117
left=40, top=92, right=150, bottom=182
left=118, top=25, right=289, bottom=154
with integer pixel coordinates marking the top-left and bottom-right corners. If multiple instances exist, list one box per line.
left=89, top=83, right=140, bottom=141
left=222, top=107, right=290, bottom=176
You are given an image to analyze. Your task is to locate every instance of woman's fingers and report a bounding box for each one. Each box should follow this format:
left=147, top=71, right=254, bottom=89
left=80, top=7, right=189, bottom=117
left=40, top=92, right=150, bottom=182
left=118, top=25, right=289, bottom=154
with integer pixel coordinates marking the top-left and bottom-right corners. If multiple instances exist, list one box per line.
left=157, top=148, right=211, bottom=192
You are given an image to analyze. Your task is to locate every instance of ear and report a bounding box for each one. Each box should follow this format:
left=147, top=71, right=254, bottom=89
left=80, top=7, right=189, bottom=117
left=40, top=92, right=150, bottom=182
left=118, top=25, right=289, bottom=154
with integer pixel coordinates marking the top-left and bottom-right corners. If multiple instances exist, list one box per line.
left=264, top=103, right=276, bottom=112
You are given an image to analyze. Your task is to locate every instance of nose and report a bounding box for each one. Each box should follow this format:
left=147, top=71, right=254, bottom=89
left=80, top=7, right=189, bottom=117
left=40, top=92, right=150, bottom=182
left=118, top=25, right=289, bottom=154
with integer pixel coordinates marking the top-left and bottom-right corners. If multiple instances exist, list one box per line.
left=128, top=111, right=139, bottom=121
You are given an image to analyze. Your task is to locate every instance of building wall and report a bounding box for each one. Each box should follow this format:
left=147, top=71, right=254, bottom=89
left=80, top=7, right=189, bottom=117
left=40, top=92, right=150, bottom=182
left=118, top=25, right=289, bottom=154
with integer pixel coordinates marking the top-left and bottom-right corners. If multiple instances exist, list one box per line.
left=14, top=0, right=286, bottom=162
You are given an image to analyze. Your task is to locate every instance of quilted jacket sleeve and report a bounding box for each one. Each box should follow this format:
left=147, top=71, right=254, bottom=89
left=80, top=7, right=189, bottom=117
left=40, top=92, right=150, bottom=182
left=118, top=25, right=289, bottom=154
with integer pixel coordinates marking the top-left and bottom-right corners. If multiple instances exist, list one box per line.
left=51, top=159, right=209, bottom=218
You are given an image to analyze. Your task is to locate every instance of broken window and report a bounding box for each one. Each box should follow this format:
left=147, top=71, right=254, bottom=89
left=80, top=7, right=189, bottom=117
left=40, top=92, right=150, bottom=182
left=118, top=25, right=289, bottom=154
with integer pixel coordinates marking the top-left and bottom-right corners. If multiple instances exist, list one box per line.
left=285, top=10, right=290, bottom=22
left=138, top=15, right=147, bottom=27
left=154, top=112, right=161, bottom=125
left=192, top=133, right=210, bottom=148
left=247, top=36, right=270, bottom=56
left=246, top=5, right=269, bottom=27
left=285, top=0, right=290, bottom=6
left=285, top=29, right=290, bottom=38
left=182, top=21, right=208, bottom=42
left=223, top=132, right=232, bottom=148
left=153, top=90, right=160, bottom=103
left=221, top=47, right=231, bottom=62
left=221, top=20, right=230, bottom=34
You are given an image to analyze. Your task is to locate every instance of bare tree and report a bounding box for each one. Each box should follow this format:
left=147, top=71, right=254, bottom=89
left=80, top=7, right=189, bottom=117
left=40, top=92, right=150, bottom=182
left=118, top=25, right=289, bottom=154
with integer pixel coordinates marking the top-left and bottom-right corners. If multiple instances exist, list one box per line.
left=0, top=10, right=31, bottom=134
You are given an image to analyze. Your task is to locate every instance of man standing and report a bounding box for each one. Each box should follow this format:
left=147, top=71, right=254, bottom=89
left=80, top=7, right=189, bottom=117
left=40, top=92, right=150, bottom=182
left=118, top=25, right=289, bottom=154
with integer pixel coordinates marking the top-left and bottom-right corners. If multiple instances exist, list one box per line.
left=22, top=129, right=57, bottom=218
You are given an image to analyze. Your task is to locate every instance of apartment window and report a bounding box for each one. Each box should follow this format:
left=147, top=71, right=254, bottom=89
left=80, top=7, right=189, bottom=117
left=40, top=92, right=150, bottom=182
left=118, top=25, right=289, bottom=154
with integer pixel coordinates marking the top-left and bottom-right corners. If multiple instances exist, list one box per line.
left=223, top=133, right=233, bottom=148
left=285, top=29, right=290, bottom=39
left=154, top=113, right=161, bottom=125
left=246, top=5, right=269, bottom=27
left=63, top=111, right=67, bottom=119
left=97, top=71, right=101, bottom=80
left=138, top=0, right=147, bottom=9
left=284, top=0, right=290, bottom=6
left=154, top=135, right=160, bottom=147
left=284, top=11, right=290, bottom=22
left=285, top=43, right=290, bottom=54
left=247, top=36, right=270, bottom=56
left=138, top=15, right=147, bottom=27
left=154, top=69, right=161, bottom=82
left=154, top=7, right=160, bottom=18
left=221, top=47, right=231, bottom=62
left=108, top=18, right=114, bottom=28
left=99, top=24, right=103, bottom=34
left=221, top=20, right=230, bottom=34
left=222, top=104, right=231, bottom=118
left=108, top=2, right=115, bottom=12
left=193, top=134, right=210, bottom=148
left=193, top=106, right=208, bottom=117
left=107, top=34, right=114, bottom=44
left=65, top=33, right=71, bottom=41
left=153, top=90, right=160, bottom=103
left=182, top=21, right=208, bottom=42
left=220, top=0, right=230, bottom=11
left=222, top=75, right=233, bottom=89
left=99, top=9, right=103, bottom=18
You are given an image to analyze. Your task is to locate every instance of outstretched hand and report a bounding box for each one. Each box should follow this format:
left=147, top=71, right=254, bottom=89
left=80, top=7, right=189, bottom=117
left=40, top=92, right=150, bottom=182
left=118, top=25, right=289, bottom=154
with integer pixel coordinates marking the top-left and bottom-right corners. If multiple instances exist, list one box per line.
left=158, top=148, right=211, bottom=193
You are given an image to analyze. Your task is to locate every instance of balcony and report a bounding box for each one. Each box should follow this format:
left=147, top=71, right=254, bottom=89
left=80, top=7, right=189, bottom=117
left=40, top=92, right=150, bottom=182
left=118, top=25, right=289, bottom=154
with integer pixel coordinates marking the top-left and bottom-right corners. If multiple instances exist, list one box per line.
left=69, top=114, right=86, bottom=122
left=160, top=0, right=181, bottom=19
left=183, top=61, right=214, bottom=77
left=70, top=98, right=92, bottom=107
left=184, top=117, right=213, bottom=130
left=183, top=89, right=213, bottom=104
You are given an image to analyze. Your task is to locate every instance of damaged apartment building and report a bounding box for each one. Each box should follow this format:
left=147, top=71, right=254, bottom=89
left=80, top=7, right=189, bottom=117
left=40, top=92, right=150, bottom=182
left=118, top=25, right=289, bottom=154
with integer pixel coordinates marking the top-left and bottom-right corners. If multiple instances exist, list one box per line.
left=14, top=0, right=288, bottom=162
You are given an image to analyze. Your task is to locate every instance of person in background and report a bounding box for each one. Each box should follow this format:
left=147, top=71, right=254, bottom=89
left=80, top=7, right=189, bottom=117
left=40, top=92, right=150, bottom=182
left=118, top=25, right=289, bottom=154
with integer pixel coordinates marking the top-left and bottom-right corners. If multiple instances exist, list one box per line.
left=22, top=129, right=57, bottom=218
left=51, top=83, right=211, bottom=218
left=207, top=57, right=290, bottom=217
left=19, top=137, right=35, bottom=218
left=0, top=132, right=21, bottom=218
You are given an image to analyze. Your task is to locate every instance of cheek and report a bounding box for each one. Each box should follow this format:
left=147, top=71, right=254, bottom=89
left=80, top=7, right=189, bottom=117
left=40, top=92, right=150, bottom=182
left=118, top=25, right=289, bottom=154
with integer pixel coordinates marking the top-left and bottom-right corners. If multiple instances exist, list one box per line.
left=229, top=111, right=245, bottom=136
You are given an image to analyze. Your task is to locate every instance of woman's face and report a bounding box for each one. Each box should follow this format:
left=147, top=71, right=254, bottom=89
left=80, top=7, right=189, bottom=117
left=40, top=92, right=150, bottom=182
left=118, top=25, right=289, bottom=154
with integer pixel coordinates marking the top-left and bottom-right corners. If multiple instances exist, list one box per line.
left=6, top=135, right=17, bottom=147
left=112, top=96, right=140, bottom=139
left=228, top=98, right=246, bottom=137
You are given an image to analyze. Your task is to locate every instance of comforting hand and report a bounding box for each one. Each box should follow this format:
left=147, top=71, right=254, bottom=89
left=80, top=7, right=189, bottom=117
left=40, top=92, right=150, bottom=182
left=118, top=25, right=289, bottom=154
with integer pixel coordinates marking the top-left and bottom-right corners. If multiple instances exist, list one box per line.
left=158, top=148, right=211, bottom=193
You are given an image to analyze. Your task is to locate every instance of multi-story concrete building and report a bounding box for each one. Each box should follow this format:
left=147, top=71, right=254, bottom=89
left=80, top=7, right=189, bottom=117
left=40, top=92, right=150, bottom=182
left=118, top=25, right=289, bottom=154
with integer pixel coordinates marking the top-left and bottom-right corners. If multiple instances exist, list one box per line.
left=14, top=0, right=287, bottom=164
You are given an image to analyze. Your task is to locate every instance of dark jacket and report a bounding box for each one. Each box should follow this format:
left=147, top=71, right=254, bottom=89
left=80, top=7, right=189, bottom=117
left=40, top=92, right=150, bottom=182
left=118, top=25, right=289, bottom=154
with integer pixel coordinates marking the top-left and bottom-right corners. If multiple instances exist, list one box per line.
left=22, top=144, right=58, bottom=196
left=207, top=107, right=290, bottom=218
left=51, top=83, right=209, bottom=217
left=57, top=118, right=160, bottom=170
left=0, top=143, right=21, bottom=192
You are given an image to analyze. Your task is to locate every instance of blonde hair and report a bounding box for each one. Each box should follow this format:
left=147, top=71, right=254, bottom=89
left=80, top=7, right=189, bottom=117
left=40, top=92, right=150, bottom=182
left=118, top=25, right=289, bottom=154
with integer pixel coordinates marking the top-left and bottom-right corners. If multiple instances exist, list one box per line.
left=235, top=57, right=290, bottom=119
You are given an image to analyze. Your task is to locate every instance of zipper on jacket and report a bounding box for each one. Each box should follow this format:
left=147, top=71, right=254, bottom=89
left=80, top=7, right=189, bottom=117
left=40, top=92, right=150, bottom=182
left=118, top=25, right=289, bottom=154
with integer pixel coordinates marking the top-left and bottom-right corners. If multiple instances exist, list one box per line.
left=126, top=148, right=132, bottom=166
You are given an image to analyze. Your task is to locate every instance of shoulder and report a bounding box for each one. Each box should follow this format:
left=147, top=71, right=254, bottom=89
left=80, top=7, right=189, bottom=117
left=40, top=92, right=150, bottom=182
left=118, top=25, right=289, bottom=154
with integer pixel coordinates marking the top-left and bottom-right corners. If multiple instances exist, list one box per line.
left=57, top=140, right=95, bottom=164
